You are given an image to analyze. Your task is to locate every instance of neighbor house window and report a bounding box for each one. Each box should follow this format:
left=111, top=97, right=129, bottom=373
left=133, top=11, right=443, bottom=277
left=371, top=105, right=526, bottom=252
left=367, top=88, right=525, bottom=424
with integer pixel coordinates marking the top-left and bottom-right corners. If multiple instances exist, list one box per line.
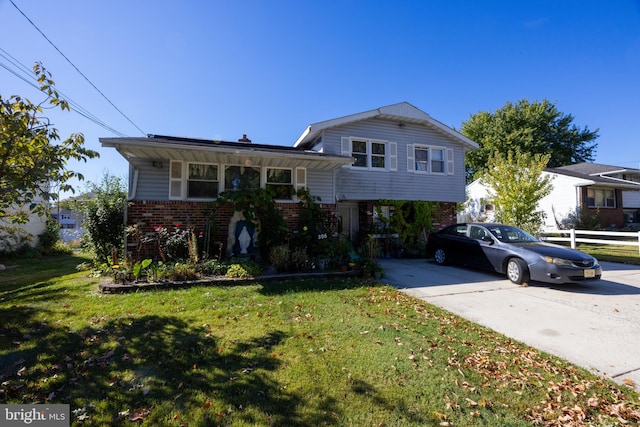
left=342, top=137, right=396, bottom=171
left=266, top=168, right=293, bottom=200
left=409, top=145, right=453, bottom=174
left=224, top=166, right=260, bottom=191
left=587, top=188, right=616, bottom=208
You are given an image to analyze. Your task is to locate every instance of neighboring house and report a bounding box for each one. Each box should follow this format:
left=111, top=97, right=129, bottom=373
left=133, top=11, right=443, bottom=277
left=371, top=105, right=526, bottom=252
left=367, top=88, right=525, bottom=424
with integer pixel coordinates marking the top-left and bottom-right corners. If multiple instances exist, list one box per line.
left=52, top=209, right=83, bottom=229
left=462, top=163, right=640, bottom=230
left=101, top=102, right=478, bottom=256
left=52, top=208, right=86, bottom=243
left=0, top=190, right=49, bottom=251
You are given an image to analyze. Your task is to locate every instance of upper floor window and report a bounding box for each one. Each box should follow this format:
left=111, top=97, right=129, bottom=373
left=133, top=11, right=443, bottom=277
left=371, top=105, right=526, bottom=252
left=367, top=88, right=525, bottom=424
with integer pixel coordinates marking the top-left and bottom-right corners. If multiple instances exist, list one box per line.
left=587, top=188, right=616, bottom=208
left=408, top=145, right=454, bottom=175
left=342, top=137, right=397, bottom=171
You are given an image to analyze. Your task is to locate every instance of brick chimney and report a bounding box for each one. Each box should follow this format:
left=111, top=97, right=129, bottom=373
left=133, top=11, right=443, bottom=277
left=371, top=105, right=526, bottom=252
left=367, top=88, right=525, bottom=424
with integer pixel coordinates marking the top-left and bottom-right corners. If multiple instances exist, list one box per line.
left=238, top=134, right=252, bottom=143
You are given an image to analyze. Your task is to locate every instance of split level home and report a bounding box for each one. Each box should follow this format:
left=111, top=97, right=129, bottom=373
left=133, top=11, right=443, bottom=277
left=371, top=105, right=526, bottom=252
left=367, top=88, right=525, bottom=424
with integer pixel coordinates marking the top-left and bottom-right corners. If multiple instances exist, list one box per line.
left=101, top=102, right=479, bottom=257
left=463, top=163, right=640, bottom=230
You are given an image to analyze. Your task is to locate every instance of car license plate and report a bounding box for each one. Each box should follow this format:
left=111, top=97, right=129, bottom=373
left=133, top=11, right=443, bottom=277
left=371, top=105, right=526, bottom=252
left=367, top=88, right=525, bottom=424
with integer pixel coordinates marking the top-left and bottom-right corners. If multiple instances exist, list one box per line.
left=584, top=269, right=596, bottom=278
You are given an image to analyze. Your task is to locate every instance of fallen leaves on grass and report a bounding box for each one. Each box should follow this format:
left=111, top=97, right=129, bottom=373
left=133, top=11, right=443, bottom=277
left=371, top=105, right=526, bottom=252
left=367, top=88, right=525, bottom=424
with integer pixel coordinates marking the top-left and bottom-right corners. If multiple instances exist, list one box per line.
left=366, top=287, right=640, bottom=426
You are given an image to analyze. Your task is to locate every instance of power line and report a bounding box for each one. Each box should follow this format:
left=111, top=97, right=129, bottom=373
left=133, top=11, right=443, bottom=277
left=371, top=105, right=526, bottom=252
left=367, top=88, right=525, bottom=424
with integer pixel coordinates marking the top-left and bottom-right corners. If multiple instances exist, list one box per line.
left=0, top=50, right=127, bottom=137
left=9, top=0, right=145, bottom=136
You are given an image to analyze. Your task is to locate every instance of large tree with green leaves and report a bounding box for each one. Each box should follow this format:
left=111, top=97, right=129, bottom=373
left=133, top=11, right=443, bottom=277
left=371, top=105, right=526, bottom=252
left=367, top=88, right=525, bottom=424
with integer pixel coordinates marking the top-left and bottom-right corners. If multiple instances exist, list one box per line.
left=461, top=99, right=598, bottom=182
left=0, top=63, right=99, bottom=223
left=481, top=150, right=553, bottom=235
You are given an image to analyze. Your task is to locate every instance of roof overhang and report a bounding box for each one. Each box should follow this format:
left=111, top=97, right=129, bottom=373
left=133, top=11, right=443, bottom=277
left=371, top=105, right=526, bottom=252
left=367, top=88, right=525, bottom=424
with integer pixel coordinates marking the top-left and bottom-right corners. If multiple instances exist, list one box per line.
left=546, top=168, right=640, bottom=190
left=294, top=102, right=479, bottom=151
left=101, top=136, right=354, bottom=171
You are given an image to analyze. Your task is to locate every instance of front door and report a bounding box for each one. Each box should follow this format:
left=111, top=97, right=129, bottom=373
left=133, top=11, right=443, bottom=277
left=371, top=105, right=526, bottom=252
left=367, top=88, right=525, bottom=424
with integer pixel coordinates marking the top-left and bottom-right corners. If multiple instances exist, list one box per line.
left=337, top=203, right=359, bottom=241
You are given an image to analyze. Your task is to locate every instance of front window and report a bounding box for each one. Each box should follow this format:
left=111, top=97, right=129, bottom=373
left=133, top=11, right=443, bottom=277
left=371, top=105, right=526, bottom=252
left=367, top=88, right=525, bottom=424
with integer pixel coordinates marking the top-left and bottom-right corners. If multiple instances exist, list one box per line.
left=169, top=161, right=304, bottom=201
left=266, top=168, right=293, bottom=200
left=587, top=188, right=615, bottom=208
left=187, top=163, right=218, bottom=198
left=224, top=166, right=260, bottom=191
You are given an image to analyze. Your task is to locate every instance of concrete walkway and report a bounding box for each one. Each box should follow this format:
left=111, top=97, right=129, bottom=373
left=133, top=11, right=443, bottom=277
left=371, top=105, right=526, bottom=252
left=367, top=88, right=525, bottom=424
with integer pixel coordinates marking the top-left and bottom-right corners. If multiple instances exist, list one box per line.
left=378, top=257, right=640, bottom=391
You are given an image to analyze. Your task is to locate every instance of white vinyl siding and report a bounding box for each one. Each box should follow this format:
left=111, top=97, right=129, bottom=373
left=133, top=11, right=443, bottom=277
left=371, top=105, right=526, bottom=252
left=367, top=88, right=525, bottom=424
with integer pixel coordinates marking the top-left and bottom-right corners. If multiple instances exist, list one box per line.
left=330, top=119, right=466, bottom=203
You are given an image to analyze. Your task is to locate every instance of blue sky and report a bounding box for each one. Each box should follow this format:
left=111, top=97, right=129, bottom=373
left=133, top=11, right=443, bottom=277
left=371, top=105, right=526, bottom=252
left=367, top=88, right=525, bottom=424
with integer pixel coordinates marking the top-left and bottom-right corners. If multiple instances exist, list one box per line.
left=2, top=1, right=639, bottom=197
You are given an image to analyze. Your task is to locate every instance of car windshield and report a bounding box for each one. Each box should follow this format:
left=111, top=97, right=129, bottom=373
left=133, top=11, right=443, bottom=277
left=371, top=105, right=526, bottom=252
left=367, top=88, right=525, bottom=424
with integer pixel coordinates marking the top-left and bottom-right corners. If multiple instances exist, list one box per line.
left=485, top=225, right=539, bottom=243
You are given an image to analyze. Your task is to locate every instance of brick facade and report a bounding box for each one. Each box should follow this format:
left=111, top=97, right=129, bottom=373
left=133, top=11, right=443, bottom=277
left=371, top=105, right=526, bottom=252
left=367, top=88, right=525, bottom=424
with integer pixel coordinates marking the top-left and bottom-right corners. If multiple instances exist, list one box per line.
left=126, top=199, right=458, bottom=259
left=126, top=200, right=338, bottom=259
left=579, top=188, right=625, bottom=229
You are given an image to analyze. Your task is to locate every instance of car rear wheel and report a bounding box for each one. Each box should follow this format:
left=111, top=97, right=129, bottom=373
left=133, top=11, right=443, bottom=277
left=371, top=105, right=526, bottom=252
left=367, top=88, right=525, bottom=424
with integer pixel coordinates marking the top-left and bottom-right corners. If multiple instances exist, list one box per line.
left=506, top=258, right=529, bottom=285
left=434, top=248, right=448, bottom=265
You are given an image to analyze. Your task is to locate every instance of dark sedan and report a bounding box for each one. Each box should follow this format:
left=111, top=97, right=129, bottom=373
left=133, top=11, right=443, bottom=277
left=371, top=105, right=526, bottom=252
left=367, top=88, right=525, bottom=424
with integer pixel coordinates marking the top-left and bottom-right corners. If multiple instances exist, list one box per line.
left=427, top=223, right=602, bottom=285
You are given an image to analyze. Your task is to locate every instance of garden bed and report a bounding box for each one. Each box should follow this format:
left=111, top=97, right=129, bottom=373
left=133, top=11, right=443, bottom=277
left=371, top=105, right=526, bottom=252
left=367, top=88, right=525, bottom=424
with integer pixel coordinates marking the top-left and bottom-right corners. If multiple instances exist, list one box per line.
left=98, top=268, right=360, bottom=293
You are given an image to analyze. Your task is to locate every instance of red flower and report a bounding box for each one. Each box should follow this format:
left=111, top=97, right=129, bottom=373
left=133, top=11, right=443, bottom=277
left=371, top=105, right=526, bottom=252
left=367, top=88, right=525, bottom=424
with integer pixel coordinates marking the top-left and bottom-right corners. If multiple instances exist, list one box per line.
left=175, top=223, right=181, bottom=228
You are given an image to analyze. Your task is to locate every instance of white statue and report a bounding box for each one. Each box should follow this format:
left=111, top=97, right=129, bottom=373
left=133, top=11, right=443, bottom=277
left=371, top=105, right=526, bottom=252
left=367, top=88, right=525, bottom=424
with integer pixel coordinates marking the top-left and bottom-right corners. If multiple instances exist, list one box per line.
left=238, top=225, right=251, bottom=254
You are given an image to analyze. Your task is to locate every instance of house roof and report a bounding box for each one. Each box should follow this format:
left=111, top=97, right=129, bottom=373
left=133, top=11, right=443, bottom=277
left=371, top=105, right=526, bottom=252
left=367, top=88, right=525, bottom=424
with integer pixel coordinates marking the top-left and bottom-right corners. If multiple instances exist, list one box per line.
left=100, top=134, right=354, bottom=171
left=293, top=102, right=479, bottom=151
left=546, top=163, right=640, bottom=189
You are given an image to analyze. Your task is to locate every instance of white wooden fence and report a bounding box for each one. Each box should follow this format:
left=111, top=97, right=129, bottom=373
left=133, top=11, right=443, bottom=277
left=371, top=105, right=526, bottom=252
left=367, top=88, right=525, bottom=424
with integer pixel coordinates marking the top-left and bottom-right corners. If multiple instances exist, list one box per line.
left=540, top=229, right=640, bottom=254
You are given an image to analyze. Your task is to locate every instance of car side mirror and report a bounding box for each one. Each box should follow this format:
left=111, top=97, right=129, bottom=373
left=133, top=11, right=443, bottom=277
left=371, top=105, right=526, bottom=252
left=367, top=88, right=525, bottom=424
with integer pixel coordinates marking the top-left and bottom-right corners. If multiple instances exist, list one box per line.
left=482, top=235, right=494, bottom=244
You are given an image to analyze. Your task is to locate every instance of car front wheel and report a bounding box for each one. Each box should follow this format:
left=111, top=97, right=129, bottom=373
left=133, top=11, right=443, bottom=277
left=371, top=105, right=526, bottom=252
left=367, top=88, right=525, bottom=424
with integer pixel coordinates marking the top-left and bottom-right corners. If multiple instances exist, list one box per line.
left=434, top=248, right=448, bottom=265
left=506, top=258, right=529, bottom=285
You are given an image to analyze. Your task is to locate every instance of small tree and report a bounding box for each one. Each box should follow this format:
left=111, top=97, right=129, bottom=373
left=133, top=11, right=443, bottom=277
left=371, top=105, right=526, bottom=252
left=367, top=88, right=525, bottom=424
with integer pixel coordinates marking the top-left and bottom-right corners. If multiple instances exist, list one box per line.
left=481, top=150, right=553, bottom=235
left=80, top=174, right=128, bottom=265
left=0, top=63, right=99, bottom=223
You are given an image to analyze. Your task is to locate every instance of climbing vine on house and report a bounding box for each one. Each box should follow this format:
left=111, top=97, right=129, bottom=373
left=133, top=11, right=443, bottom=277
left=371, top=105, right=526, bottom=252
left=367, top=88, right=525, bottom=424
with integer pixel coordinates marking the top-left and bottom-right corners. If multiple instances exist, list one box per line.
left=215, top=188, right=289, bottom=261
left=376, top=200, right=439, bottom=255
left=293, top=188, right=335, bottom=261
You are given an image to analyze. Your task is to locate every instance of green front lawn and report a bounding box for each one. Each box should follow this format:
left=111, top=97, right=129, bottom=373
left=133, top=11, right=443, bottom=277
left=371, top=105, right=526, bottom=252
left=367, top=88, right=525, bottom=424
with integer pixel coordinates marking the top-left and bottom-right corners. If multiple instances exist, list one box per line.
left=576, top=243, right=640, bottom=265
left=1, top=254, right=638, bottom=426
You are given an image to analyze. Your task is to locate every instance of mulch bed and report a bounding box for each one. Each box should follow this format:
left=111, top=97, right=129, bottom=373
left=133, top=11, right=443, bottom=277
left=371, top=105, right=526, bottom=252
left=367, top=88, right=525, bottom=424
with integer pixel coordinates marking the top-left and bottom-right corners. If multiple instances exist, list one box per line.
left=99, top=269, right=360, bottom=293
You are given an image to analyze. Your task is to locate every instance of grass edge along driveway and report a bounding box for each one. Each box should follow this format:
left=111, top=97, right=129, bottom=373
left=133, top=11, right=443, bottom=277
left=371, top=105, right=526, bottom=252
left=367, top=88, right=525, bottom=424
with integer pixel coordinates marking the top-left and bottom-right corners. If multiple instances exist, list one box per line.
left=1, top=254, right=639, bottom=426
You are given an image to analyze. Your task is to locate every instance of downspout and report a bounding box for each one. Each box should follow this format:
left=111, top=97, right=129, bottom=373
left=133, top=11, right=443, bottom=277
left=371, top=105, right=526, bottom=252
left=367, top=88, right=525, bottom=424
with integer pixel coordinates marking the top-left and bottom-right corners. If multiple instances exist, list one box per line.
left=123, top=164, right=139, bottom=258
left=129, top=166, right=139, bottom=201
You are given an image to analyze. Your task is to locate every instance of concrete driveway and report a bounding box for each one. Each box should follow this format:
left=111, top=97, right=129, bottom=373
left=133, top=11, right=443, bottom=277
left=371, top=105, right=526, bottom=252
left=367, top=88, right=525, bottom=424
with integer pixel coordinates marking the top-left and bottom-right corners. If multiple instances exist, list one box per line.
left=378, top=258, right=640, bottom=391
